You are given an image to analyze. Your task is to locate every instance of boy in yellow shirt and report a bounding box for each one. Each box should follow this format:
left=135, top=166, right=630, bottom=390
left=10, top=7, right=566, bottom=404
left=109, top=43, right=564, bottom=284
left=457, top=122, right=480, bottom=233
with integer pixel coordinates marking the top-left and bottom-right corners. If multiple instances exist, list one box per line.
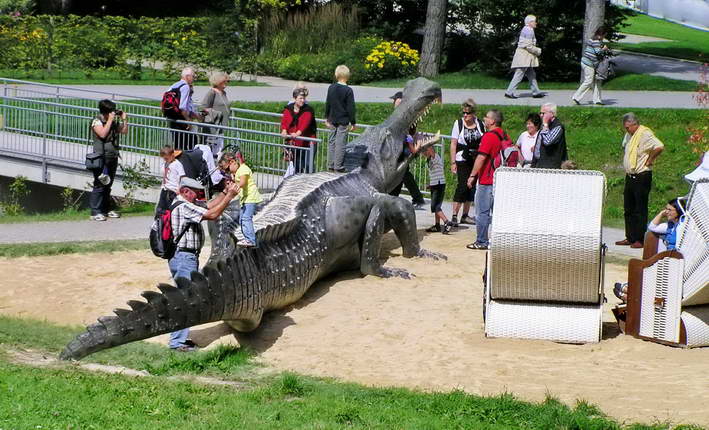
left=219, top=151, right=263, bottom=247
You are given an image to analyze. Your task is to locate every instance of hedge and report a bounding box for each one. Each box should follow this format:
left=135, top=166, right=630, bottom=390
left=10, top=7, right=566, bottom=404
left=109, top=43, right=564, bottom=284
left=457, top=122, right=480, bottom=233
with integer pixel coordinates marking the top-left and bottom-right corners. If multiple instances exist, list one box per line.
left=0, top=15, right=257, bottom=78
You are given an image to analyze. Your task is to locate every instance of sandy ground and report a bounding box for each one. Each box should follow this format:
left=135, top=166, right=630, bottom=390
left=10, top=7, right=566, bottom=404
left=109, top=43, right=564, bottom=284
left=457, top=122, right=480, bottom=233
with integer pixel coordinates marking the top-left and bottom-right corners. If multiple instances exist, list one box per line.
left=1, top=232, right=708, bottom=427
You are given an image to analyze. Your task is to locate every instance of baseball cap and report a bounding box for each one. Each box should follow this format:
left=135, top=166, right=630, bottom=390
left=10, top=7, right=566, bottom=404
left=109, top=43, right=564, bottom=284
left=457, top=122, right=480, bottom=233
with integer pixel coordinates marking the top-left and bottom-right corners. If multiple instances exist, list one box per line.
left=390, top=91, right=403, bottom=100
left=179, top=177, right=205, bottom=190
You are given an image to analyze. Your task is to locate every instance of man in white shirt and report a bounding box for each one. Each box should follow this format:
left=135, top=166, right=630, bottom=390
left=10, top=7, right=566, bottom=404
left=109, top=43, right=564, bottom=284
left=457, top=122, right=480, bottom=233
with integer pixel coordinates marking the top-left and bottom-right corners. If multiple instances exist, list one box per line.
left=168, top=67, right=202, bottom=150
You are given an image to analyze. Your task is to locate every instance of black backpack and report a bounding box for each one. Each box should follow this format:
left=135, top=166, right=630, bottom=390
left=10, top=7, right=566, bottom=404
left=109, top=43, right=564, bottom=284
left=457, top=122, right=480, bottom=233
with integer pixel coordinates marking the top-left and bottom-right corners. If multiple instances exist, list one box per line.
left=177, top=148, right=209, bottom=183
left=149, top=201, right=195, bottom=259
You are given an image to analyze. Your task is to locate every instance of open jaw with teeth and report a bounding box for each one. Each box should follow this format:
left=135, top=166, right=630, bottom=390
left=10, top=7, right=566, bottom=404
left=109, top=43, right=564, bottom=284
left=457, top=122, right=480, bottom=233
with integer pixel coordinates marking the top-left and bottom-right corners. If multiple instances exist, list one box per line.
left=411, top=98, right=440, bottom=128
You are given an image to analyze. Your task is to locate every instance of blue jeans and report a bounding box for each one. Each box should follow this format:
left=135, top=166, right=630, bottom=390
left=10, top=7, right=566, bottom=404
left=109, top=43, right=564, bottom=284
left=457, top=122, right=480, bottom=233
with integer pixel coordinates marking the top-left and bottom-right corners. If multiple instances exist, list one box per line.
left=475, top=184, right=494, bottom=246
left=240, top=203, right=257, bottom=245
left=168, top=250, right=199, bottom=348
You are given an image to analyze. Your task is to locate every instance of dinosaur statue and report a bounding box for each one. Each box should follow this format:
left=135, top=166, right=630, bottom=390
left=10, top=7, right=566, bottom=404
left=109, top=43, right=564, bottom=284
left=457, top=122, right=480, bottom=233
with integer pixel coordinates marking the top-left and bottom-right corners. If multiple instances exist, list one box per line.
left=60, top=77, right=445, bottom=360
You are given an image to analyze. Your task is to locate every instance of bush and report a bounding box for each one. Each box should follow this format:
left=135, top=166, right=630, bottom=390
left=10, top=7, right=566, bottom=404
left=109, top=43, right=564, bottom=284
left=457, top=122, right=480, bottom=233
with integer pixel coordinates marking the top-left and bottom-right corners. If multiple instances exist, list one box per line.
left=0, top=15, right=257, bottom=78
left=0, top=175, right=30, bottom=216
left=268, top=36, right=417, bottom=84
left=363, top=40, right=419, bottom=81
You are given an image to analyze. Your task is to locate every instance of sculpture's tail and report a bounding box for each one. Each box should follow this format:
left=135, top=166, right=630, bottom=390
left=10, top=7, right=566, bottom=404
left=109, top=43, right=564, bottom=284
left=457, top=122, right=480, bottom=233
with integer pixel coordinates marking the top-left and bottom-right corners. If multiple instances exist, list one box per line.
left=60, top=260, right=234, bottom=360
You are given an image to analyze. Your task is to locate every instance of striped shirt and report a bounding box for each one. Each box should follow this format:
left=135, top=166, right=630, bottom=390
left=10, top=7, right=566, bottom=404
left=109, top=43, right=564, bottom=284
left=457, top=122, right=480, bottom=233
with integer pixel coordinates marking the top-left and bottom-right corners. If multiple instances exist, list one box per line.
left=427, top=153, right=445, bottom=186
left=582, top=39, right=604, bottom=68
left=534, top=124, right=564, bottom=159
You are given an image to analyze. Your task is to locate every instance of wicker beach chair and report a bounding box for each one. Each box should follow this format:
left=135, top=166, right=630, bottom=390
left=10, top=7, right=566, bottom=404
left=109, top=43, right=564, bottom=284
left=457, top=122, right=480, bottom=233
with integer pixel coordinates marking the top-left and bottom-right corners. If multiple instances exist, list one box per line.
left=483, top=168, right=607, bottom=343
left=623, top=178, right=709, bottom=347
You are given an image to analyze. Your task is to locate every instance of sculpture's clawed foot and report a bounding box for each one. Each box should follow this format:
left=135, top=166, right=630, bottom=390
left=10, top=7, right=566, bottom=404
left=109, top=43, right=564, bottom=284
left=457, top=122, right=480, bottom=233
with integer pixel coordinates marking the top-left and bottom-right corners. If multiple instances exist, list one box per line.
left=417, top=248, right=447, bottom=261
left=379, top=266, right=415, bottom=279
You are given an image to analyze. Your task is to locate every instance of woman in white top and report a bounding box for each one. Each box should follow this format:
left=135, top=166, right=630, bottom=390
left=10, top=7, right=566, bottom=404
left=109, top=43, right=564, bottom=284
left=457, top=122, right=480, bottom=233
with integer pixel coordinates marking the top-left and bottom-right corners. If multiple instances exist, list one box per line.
left=516, top=113, right=541, bottom=167
left=449, top=98, right=485, bottom=226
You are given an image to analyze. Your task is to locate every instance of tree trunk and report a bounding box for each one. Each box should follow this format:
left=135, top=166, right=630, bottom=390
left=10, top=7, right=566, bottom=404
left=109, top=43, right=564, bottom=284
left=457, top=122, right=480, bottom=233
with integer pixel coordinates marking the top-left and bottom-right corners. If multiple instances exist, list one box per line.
left=582, top=0, right=605, bottom=59
left=418, top=0, right=448, bottom=78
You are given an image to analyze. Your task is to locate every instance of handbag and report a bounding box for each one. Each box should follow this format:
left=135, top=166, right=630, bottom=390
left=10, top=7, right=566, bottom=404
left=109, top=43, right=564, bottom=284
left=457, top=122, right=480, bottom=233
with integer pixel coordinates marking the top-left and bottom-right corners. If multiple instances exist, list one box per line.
left=86, top=118, right=106, bottom=170
left=85, top=151, right=104, bottom=170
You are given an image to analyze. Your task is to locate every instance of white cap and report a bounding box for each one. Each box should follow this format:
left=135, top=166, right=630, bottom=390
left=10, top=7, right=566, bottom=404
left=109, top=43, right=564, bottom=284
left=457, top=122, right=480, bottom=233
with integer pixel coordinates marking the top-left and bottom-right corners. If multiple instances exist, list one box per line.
left=685, top=151, right=709, bottom=184
left=179, top=177, right=205, bottom=190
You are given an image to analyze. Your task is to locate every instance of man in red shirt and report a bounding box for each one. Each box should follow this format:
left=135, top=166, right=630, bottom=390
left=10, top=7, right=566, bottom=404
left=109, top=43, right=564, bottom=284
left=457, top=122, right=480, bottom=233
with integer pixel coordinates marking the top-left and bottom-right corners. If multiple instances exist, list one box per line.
left=466, top=109, right=505, bottom=250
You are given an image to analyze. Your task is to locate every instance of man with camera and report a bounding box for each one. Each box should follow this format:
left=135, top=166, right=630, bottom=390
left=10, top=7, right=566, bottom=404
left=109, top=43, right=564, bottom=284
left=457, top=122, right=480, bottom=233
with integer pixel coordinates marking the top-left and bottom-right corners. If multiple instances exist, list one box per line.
left=89, top=99, right=128, bottom=221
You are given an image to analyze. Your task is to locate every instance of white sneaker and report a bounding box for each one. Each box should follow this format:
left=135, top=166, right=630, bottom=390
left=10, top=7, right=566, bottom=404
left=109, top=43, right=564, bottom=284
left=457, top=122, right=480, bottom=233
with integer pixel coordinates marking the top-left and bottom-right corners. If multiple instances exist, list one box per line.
left=107, top=211, right=121, bottom=218
left=90, top=214, right=107, bottom=221
left=236, top=240, right=255, bottom=247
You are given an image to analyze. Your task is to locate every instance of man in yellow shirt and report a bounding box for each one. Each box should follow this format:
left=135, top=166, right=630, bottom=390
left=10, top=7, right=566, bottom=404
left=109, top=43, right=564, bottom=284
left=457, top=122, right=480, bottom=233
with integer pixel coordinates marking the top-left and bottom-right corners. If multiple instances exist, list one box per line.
left=219, top=151, right=263, bottom=247
left=616, top=113, right=664, bottom=249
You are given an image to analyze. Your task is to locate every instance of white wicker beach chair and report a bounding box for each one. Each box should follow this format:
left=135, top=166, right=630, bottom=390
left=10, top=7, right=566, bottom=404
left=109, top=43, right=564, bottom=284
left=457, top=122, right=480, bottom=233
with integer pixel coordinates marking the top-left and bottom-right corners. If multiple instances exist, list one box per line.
left=484, top=168, right=606, bottom=343
left=624, top=178, right=709, bottom=347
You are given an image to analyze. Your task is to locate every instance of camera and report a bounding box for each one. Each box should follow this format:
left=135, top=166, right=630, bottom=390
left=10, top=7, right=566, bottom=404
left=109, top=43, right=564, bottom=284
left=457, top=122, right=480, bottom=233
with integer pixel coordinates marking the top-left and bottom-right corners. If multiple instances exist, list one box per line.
left=114, top=109, right=124, bottom=117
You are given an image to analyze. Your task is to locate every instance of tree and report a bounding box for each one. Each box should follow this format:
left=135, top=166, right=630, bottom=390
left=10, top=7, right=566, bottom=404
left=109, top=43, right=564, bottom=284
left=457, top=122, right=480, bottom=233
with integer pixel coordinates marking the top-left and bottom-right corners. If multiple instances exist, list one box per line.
left=582, top=0, right=605, bottom=57
left=418, top=0, right=448, bottom=78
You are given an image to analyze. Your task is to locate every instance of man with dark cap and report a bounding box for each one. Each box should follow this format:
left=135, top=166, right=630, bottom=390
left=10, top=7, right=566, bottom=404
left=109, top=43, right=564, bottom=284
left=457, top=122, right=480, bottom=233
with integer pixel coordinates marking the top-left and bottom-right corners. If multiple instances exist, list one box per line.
left=388, top=91, right=425, bottom=210
left=167, top=176, right=238, bottom=351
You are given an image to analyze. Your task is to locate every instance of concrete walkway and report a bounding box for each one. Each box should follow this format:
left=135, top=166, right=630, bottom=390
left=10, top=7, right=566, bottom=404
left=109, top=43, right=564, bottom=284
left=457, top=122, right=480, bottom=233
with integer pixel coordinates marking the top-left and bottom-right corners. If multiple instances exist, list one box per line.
left=0, top=199, right=641, bottom=258
left=613, top=51, right=704, bottom=83
left=73, top=82, right=701, bottom=109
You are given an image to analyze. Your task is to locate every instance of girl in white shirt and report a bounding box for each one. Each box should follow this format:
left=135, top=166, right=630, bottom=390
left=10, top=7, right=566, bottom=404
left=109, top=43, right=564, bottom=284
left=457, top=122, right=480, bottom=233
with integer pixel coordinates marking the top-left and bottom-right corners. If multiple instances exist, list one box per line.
left=157, top=145, right=186, bottom=213
left=516, top=113, right=542, bottom=167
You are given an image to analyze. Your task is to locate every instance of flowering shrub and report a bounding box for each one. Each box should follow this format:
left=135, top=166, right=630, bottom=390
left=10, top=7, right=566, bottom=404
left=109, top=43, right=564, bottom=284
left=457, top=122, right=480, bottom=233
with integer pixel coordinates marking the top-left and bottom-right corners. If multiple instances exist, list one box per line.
left=364, top=40, right=419, bottom=81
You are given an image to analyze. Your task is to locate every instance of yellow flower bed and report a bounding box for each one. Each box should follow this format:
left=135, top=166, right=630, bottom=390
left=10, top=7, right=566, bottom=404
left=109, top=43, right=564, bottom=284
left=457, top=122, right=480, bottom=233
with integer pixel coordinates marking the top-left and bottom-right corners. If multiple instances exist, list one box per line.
left=364, top=40, right=419, bottom=78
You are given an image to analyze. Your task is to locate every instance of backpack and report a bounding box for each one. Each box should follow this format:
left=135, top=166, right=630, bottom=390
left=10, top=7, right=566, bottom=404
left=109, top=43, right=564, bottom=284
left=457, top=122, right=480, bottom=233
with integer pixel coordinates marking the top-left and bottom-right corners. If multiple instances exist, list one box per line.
left=161, top=83, right=186, bottom=120
left=176, top=148, right=209, bottom=183
left=149, top=201, right=194, bottom=259
left=488, top=129, right=519, bottom=170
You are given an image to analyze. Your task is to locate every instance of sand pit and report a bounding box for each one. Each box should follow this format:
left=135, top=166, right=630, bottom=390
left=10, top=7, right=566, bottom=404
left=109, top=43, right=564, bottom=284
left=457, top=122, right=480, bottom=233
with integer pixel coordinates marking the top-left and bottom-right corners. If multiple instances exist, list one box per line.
left=1, top=232, right=708, bottom=426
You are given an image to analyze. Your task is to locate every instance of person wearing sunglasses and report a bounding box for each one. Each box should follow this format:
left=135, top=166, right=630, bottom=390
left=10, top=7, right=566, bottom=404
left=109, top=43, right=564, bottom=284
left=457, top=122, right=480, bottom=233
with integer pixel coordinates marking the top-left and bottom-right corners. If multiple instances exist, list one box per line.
left=450, top=99, right=485, bottom=226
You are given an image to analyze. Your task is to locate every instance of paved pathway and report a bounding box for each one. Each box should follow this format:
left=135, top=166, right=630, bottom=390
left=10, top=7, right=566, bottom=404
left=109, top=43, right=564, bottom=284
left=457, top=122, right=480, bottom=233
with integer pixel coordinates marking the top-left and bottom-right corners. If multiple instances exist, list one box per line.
left=0, top=199, right=641, bottom=258
left=66, top=82, right=700, bottom=109
left=613, top=51, right=704, bottom=83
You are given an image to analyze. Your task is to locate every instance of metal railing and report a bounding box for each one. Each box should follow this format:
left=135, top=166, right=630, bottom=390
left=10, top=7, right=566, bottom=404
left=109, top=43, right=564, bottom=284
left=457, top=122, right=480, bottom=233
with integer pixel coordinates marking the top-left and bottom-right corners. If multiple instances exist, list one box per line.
left=0, top=77, right=450, bottom=197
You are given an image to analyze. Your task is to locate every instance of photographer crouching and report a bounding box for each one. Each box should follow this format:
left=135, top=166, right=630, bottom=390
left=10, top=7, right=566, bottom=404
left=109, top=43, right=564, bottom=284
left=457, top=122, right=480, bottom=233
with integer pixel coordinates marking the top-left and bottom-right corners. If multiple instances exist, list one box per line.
left=89, top=99, right=128, bottom=221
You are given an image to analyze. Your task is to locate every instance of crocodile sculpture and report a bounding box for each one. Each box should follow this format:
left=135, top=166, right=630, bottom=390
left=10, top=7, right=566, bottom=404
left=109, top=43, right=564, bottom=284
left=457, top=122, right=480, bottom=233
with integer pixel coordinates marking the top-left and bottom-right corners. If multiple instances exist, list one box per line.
left=60, top=77, right=444, bottom=360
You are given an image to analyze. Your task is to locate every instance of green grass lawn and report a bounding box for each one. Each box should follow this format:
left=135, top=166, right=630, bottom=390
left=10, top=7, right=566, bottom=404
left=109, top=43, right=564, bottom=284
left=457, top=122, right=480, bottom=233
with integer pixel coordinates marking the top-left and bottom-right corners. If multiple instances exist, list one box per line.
left=0, top=239, right=152, bottom=258
left=369, top=70, right=699, bottom=91
left=0, top=68, right=266, bottom=86
left=1, top=317, right=701, bottom=430
left=236, top=101, right=707, bottom=225
left=615, top=13, right=709, bottom=62
left=0, top=202, right=154, bottom=224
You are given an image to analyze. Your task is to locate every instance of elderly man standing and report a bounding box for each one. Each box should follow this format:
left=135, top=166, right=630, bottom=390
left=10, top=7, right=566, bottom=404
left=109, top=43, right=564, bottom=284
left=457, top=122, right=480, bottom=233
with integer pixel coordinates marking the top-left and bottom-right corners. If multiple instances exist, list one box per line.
left=532, top=103, right=567, bottom=168
left=504, top=15, right=544, bottom=100
left=616, top=113, right=664, bottom=249
left=167, top=67, right=202, bottom=150
left=167, top=176, right=238, bottom=351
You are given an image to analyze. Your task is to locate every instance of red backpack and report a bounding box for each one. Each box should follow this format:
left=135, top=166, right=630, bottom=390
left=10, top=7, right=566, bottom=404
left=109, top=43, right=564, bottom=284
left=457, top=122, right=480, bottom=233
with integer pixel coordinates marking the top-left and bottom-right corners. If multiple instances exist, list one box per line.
left=161, top=83, right=187, bottom=120
left=489, top=129, right=519, bottom=169
left=149, top=201, right=194, bottom=259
